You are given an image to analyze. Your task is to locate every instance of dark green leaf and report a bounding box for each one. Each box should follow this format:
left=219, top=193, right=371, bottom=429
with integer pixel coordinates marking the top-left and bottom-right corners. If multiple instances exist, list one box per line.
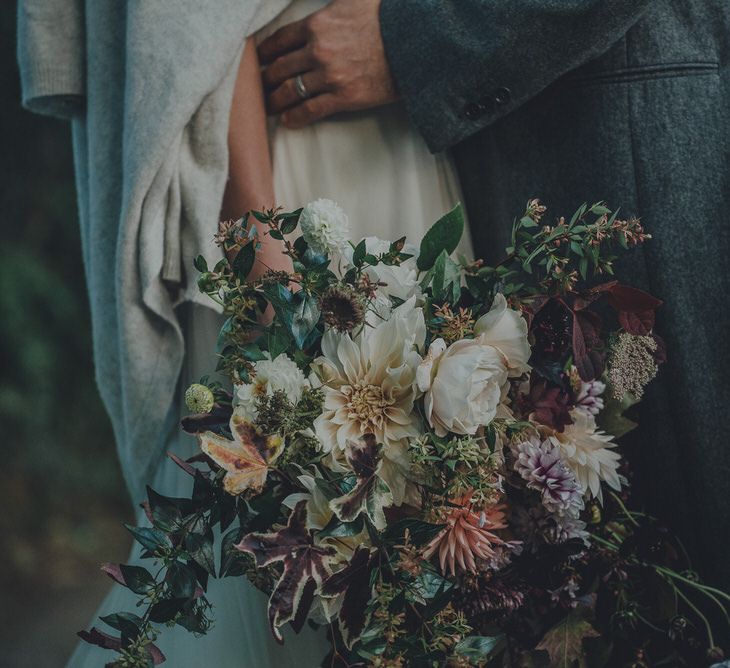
left=119, top=564, right=156, bottom=595
left=100, top=612, right=144, bottom=637
left=417, top=203, right=465, bottom=271
left=166, top=562, right=198, bottom=599
left=125, top=525, right=170, bottom=552
left=232, top=242, right=256, bottom=281
left=455, top=635, right=505, bottom=660
left=185, top=530, right=216, bottom=576
left=193, top=255, right=208, bottom=272
left=149, top=598, right=188, bottom=624
left=352, top=238, right=367, bottom=267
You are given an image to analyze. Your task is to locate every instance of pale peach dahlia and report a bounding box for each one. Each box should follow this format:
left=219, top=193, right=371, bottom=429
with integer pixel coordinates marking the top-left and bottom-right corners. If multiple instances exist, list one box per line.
left=423, top=496, right=507, bottom=576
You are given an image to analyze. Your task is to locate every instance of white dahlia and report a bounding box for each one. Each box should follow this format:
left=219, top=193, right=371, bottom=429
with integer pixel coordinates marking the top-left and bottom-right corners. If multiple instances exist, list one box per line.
left=300, top=198, right=350, bottom=256
left=234, top=352, right=308, bottom=421
left=550, top=410, right=622, bottom=503
left=312, top=298, right=425, bottom=500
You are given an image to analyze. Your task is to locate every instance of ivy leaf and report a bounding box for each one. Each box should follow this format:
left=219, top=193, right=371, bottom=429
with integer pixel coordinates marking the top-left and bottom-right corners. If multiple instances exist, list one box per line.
left=236, top=501, right=335, bottom=643
left=198, top=414, right=284, bottom=495
left=328, top=434, right=393, bottom=530
left=320, top=546, right=376, bottom=647
left=417, top=203, right=465, bottom=271
left=536, top=608, right=600, bottom=668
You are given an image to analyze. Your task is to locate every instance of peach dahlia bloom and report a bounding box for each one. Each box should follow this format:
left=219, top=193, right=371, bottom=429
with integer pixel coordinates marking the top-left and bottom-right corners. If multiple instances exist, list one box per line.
left=423, top=496, right=507, bottom=576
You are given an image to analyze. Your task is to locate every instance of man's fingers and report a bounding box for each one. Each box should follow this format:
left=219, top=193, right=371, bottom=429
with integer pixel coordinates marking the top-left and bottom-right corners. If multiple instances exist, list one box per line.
left=266, top=71, right=329, bottom=115
left=280, top=94, right=341, bottom=129
left=258, top=19, right=308, bottom=64
left=261, top=48, right=313, bottom=90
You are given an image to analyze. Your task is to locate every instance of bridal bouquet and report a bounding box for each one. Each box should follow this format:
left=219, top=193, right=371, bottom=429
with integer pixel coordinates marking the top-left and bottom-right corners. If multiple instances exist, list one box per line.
left=82, top=201, right=730, bottom=667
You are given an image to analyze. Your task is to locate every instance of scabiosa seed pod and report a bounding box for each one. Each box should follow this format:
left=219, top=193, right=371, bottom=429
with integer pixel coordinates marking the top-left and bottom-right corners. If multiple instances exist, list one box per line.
left=185, top=383, right=215, bottom=414
left=319, top=285, right=365, bottom=332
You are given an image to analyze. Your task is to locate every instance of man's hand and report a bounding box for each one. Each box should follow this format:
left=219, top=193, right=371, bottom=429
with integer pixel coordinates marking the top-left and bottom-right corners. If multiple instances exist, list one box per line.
left=258, top=0, right=398, bottom=128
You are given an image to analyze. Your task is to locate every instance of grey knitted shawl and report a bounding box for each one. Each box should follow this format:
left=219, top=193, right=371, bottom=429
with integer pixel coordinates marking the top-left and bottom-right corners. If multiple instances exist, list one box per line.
left=17, top=0, right=290, bottom=501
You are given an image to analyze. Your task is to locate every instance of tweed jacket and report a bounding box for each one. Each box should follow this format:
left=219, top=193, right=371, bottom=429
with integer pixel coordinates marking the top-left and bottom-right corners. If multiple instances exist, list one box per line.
left=382, top=0, right=730, bottom=588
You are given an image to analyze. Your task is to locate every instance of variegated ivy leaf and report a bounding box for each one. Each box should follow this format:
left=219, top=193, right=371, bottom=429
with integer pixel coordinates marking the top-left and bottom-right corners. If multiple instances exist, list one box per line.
left=198, top=415, right=283, bottom=495
left=320, top=545, right=377, bottom=647
left=236, top=501, right=335, bottom=642
left=329, top=435, right=393, bottom=530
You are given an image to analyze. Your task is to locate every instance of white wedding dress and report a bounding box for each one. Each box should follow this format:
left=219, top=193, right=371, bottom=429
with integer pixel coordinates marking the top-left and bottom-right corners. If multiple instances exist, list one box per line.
left=68, top=1, right=469, bottom=666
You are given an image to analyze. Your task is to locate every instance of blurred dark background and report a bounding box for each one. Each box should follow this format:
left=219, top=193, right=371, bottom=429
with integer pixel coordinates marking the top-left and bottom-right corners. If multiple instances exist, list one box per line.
left=1, top=5, right=132, bottom=666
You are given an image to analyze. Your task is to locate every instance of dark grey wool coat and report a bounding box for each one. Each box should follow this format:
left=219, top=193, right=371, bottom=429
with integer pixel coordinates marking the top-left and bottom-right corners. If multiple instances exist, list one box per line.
left=382, top=0, right=730, bottom=588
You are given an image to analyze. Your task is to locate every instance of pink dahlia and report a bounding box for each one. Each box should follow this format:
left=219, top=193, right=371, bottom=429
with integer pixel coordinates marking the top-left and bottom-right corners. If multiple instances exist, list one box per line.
left=423, top=496, right=507, bottom=576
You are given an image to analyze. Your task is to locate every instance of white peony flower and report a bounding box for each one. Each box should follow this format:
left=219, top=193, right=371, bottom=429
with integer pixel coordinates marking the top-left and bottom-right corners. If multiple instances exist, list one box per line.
left=418, top=336, right=508, bottom=437
left=550, top=409, right=622, bottom=503
left=233, top=352, right=308, bottom=421
left=473, top=293, right=531, bottom=377
left=300, top=198, right=350, bottom=256
left=312, top=297, right=425, bottom=502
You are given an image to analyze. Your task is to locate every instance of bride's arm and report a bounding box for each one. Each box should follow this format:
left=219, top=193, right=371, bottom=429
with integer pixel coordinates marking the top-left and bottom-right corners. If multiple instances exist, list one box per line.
left=221, top=37, right=289, bottom=280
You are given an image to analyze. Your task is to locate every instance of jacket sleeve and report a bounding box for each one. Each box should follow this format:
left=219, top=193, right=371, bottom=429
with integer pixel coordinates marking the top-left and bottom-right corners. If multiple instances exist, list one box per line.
left=379, top=0, right=655, bottom=152
left=17, top=0, right=85, bottom=119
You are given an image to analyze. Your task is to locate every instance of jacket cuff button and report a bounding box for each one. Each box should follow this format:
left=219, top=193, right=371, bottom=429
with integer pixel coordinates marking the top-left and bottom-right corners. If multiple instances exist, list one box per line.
left=493, top=87, right=512, bottom=105
left=463, top=102, right=483, bottom=119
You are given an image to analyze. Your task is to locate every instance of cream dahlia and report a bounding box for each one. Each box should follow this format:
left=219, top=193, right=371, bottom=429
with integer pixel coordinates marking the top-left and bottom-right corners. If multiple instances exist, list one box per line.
left=312, top=298, right=425, bottom=500
left=550, top=409, right=622, bottom=503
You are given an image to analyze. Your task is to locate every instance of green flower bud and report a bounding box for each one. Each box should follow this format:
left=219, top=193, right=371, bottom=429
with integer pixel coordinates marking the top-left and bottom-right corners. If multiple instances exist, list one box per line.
left=185, top=383, right=215, bottom=414
left=197, top=272, right=215, bottom=292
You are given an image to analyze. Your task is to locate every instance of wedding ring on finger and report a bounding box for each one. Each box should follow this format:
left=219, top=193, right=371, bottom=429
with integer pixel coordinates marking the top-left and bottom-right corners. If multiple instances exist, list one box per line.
left=294, top=74, right=311, bottom=100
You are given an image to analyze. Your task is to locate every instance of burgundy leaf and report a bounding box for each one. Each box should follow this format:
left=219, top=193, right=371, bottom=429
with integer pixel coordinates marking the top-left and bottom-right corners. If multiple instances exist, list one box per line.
left=167, top=452, right=199, bottom=477
left=618, top=309, right=655, bottom=336
left=140, top=500, right=154, bottom=524
left=100, top=563, right=126, bottom=586
left=236, top=501, right=335, bottom=642
left=146, top=642, right=167, bottom=665
left=321, top=546, right=375, bottom=646
left=607, top=284, right=662, bottom=313
left=572, top=280, right=618, bottom=311
left=77, top=627, right=122, bottom=652
left=519, top=375, right=573, bottom=432
left=572, top=312, right=597, bottom=382
left=574, top=311, right=605, bottom=379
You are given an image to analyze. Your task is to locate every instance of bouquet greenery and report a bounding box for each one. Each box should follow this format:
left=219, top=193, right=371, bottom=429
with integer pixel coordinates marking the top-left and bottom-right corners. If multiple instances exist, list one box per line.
left=81, top=200, right=730, bottom=667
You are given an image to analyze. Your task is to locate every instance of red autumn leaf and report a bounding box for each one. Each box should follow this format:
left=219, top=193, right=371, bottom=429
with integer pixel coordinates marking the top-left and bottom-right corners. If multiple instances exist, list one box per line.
left=519, top=376, right=573, bottom=432
left=572, top=312, right=599, bottom=382
left=77, top=627, right=123, bottom=652
left=572, top=280, right=618, bottom=311
left=607, top=284, right=662, bottom=313
left=618, top=308, right=655, bottom=335
left=100, top=562, right=126, bottom=586
left=321, top=546, right=376, bottom=647
left=236, top=501, right=335, bottom=643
